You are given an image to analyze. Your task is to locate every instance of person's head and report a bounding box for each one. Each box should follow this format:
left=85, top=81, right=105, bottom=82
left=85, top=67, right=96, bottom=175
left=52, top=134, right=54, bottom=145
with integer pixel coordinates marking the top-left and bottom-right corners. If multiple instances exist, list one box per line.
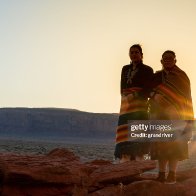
left=161, top=50, right=176, bottom=70
left=129, top=44, right=143, bottom=64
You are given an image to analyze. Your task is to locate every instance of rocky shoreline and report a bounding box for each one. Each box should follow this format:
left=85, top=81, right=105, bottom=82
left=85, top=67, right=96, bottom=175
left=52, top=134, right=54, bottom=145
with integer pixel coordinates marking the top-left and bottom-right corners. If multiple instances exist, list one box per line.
left=0, top=148, right=196, bottom=195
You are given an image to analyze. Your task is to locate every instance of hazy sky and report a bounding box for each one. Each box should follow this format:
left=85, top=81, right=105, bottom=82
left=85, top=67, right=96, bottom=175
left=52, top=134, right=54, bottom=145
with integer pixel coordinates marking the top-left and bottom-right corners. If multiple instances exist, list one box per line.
left=0, top=0, right=196, bottom=114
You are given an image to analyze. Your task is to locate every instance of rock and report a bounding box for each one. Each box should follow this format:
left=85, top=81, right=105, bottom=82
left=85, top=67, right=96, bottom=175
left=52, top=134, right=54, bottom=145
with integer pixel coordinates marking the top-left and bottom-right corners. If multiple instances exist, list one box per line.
left=122, top=180, right=186, bottom=196
left=0, top=148, right=88, bottom=195
left=90, top=160, right=156, bottom=185
left=47, top=148, right=80, bottom=162
left=86, top=160, right=112, bottom=166
left=182, top=177, right=196, bottom=196
left=0, top=148, right=196, bottom=195
left=177, top=169, right=196, bottom=196
left=82, top=160, right=112, bottom=177
left=89, top=185, right=123, bottom=196
left=0, top=159, right=6, bottom=184
left=177, top=168, right=196, bottom=181
left=88, top=180, right=186, bottom=196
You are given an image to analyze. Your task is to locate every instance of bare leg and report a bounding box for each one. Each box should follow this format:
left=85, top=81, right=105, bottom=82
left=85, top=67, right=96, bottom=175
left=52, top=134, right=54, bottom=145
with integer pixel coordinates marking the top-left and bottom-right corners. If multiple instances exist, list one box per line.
left=158, top=159, right=168, bottom=172
left=120, top=154, right=130, bottom=163
left=165, top=159, right=178, bottom=184
left=156, top=159, right=168, bottom=182
left=168, top=159, right=178, bottom=172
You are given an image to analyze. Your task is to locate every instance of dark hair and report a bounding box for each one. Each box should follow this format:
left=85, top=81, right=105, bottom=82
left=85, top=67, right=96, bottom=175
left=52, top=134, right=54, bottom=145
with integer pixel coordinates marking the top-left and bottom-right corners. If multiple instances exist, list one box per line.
left=129, top=44, right=143, bottom=56
left=162, top=50, right=176, bottom=58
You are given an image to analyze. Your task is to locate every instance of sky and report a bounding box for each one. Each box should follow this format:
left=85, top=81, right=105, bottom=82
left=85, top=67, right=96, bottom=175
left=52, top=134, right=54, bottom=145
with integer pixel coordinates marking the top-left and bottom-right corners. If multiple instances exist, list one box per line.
left=0, top=0, right=196, bottom=114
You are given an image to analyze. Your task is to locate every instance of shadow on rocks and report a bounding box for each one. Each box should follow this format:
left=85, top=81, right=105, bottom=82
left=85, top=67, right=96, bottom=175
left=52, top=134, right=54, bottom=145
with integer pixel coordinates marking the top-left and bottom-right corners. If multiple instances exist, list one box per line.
left=0, top=159, right=6, bottom=194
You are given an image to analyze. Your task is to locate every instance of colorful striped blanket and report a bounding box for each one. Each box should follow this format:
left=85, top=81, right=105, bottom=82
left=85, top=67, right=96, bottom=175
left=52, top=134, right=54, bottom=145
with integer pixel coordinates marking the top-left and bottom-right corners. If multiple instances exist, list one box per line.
left=150, top=66, right=194, bottom=120
left=116, top=87, right=148, bottom=144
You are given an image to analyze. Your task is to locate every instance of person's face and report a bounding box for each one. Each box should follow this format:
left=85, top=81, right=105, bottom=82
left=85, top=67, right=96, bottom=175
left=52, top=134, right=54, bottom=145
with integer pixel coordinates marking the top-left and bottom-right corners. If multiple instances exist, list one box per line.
left=161, top=53, right=176, bottom=70
left=129, top=47, right=142, bottom=64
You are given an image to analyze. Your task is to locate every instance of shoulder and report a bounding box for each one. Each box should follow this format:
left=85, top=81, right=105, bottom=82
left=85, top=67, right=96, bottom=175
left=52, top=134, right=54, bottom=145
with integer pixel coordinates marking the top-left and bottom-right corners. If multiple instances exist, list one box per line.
left=122, top=64, right=130, bottom=69
left=140, top=63, right=153, bottom=73
left=173, top=65, right=190, bottom=83
left=154, top=70, right=163, bottom=77
left=155, top=70, right=163, bottom=74
left=121, top=64, right=131, bottom=72
left=175, top=65, right=188, bottom=76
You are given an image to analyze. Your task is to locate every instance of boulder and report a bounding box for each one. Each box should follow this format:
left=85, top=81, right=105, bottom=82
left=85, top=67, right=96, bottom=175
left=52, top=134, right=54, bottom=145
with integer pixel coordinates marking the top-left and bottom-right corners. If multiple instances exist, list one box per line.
left=0, top=148, right=195, bottom=196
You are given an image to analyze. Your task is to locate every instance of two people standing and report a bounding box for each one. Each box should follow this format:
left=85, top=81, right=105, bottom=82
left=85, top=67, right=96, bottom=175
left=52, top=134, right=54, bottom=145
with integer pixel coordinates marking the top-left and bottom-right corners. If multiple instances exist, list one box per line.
left=115, top=45, right=194, bottom=184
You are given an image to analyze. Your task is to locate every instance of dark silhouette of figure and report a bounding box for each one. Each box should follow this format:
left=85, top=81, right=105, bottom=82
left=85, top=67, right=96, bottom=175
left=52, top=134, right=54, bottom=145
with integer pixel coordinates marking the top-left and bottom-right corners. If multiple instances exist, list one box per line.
left=149, top=50, right=194, bottom=184
left=115, top=44, right=153, bottom=163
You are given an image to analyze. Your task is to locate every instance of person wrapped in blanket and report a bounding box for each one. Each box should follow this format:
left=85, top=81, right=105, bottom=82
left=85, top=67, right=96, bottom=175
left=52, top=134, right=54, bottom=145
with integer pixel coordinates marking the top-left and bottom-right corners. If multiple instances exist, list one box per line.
left=149, top=50, right=194, bottom=184
left=114, top=44, right=153, bottom=163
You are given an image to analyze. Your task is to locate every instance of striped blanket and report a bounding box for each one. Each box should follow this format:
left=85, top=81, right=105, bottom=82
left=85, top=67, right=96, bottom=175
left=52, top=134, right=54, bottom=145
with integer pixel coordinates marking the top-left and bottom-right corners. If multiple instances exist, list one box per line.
left=149, top=65, right=194, bottom=161
left=115, top=87, right=148, bottom=144
left=150, top=66, right=194, bottom=120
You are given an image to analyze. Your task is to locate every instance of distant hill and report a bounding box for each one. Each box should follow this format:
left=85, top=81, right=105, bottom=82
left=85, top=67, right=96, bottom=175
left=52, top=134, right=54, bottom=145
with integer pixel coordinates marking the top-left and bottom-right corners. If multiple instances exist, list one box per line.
left=0, top=108, right=118, bottom=141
